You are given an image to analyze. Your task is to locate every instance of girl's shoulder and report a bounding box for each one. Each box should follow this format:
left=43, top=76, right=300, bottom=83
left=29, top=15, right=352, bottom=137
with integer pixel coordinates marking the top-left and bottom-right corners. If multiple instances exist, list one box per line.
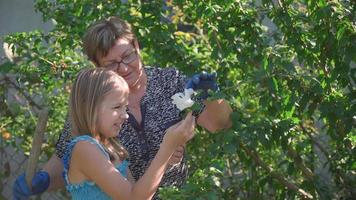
left=71, top=136, right=109, bottom=159
left=69, top=138, right=112, bottom=173
left=63, top=136, right=115, bottom=188
left=63, top=135, right=110, bottom=169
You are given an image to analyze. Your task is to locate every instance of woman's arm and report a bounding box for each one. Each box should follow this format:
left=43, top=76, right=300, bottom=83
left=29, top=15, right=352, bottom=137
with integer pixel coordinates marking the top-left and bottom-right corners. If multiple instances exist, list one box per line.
left=182, top=71, right=232, bottom=133
left=42, top=154, right=65, bottom=191
left=42, top=117, right=71, bottom=191
left=12, top=121, right=70, bottom=199
left=197, top=99, right=233, bottom=133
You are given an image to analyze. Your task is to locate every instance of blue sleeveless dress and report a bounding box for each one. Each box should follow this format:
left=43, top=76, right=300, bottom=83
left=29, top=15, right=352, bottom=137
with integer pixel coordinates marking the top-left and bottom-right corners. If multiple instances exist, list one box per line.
left=62, top=135, right=129, bottom=200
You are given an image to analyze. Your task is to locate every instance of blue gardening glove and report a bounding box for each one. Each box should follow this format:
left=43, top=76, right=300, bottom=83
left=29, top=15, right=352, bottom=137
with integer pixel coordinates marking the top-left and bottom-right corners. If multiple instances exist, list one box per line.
left=185, top=71, right=219, bottom=99
left=13, top=171, right=50, bottom=200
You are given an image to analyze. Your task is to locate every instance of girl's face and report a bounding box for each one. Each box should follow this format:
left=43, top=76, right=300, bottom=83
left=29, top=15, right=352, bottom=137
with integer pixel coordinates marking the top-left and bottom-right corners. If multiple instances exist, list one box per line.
left=97, top=79, right=129, bottom=138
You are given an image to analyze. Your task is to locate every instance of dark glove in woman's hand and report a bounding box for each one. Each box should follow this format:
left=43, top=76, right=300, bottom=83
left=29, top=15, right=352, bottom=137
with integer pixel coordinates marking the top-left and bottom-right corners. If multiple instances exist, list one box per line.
left=185, top=71, right=218, bottom=99
left=13, top=171, right=50, bottom=200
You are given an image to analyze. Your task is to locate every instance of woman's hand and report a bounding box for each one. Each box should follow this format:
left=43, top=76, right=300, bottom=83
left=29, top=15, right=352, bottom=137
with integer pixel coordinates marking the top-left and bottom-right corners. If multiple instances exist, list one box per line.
left=185, top=71, right=219, bottom=99
left=163, top=112, right=195, bottom=148
left=13, top=171, right=50, bottom=200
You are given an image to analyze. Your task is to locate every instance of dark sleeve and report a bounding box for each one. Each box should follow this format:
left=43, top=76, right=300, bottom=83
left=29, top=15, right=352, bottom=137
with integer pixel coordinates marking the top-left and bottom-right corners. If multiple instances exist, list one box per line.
left=55, top=117, right=73, bottom=159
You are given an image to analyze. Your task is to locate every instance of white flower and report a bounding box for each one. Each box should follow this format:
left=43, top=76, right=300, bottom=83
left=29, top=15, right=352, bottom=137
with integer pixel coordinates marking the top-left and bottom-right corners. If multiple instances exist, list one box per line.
left=3, top=42, right=16, bottom=63
left=171, top=88, right=195, bottom=111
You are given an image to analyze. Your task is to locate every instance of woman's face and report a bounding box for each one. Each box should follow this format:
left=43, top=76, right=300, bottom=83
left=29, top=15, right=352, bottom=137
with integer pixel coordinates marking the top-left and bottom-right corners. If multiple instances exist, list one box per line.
left=97, top=38, right=144, bottom=89
left=97, top=79, right=129, bottom=138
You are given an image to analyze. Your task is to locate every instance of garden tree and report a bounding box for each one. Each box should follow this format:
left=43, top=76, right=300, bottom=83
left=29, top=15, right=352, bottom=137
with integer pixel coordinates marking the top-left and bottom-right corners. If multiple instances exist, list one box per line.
left=1, top=0, right=355, bottom=199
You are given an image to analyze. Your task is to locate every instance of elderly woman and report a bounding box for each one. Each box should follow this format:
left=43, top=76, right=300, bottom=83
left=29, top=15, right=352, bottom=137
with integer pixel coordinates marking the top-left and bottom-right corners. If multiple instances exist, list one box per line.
left=13, top=16, right=232, bottom=200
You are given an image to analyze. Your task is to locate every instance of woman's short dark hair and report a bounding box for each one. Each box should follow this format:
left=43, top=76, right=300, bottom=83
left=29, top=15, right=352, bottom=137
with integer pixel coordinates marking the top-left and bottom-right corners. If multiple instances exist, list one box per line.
left=83, top=16, right=136, bottom=66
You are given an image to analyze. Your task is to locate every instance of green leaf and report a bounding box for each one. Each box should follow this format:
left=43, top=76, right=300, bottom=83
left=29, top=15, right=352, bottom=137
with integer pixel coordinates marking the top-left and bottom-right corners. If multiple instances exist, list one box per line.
left=0, top=61, right=15, bottom=73
left=336, top=25, right=346, bottom=41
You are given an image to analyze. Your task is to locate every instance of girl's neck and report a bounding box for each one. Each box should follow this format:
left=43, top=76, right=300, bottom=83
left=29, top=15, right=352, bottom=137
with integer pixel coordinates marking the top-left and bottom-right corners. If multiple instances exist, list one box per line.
left=94, top=135, right=106, bottom=143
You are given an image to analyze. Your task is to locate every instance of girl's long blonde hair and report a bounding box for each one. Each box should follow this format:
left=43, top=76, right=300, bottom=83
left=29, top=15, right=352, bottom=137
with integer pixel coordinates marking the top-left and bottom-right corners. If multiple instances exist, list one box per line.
left=70, top=68, right=128, bottom=160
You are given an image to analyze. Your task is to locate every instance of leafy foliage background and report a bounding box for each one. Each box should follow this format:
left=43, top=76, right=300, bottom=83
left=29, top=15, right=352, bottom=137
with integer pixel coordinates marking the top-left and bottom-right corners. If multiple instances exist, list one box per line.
left=1, top=0, right=355, bottom=199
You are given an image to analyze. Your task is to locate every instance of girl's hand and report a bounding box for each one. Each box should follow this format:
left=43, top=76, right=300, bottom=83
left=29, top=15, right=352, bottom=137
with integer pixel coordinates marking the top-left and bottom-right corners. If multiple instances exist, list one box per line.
left=163, top=112, right=195, bottom=148
left=168, top=145, right=185, bottom=166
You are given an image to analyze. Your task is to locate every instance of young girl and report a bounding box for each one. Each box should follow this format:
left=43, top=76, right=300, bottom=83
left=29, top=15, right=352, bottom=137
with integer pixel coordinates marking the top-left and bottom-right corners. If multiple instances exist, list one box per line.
left=64, top=68, right=195, bottom=199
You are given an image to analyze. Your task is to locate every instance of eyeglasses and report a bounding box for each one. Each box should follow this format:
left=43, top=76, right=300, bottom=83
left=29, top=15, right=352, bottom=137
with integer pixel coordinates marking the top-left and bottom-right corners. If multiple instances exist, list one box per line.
left=103, top=49, right=137, bottom=71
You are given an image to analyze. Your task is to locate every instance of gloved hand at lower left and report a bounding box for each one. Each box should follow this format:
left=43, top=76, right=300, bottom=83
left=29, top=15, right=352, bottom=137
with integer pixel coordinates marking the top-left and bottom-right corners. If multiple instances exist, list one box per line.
left=13, top=171, right=50, bottom=200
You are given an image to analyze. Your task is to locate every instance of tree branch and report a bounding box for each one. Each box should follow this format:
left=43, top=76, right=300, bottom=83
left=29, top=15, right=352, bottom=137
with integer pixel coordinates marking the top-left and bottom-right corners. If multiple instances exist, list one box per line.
left=286, top=146, right=315, bottom=181
left=239, top=141, right=313, bottom=199
left=299, top=122, right=330, bottom=161
left=3, top=75, right=42, bottom=110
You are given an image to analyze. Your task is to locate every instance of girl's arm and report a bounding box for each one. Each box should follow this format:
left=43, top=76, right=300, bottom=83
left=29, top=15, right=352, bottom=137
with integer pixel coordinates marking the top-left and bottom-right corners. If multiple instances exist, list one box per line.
left=73, top=114, right=195, bottom=200
left=72, top=139, right=174, bottom=200
left=126, top=170, right=135, bottom=184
